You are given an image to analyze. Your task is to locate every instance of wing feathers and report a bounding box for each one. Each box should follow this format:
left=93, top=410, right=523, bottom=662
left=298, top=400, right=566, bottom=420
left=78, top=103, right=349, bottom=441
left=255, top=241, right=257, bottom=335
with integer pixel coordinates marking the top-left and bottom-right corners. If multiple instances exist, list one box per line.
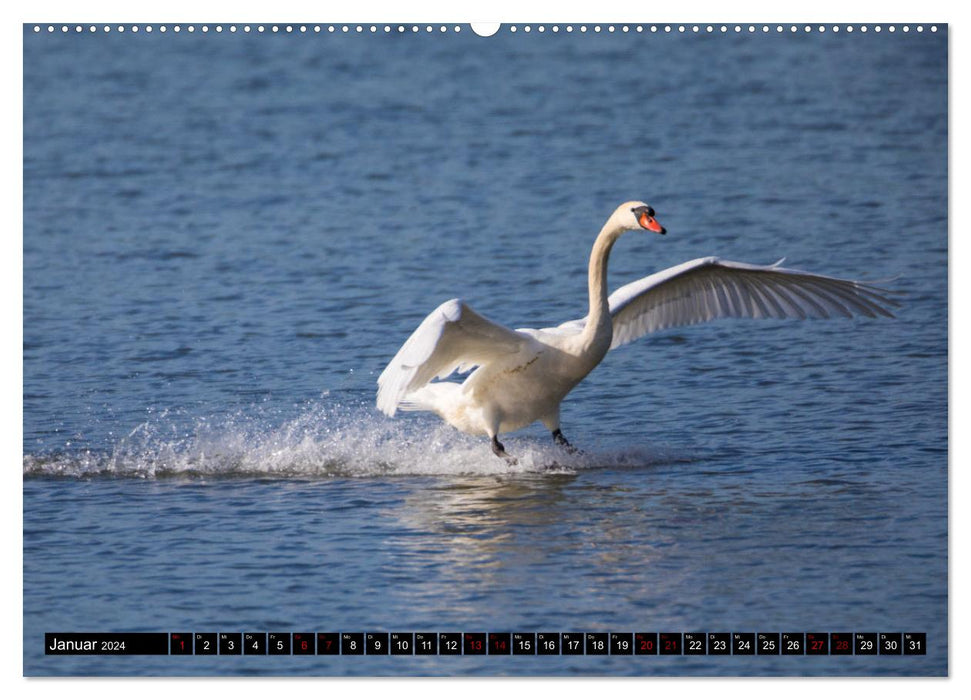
left=377, top=259, right=898, bottom=416
left=376, top=299, right=527, bottom=416
left=605, top=257, right=898, bottom=349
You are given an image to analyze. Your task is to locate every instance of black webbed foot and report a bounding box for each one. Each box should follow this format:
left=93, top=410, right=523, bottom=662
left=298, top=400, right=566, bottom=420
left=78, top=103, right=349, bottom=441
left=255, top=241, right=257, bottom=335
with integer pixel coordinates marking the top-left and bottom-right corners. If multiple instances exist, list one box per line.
left=491, top=436, right=518, bottom=465
left=552, top=429, right=580, bottom=454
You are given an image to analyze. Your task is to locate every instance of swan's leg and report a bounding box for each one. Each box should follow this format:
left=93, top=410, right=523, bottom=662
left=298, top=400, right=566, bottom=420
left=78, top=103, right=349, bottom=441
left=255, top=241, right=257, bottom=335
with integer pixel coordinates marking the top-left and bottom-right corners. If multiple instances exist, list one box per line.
left=552, top=429, right=580, bottom=455
left=490, top=435, right=517, bottom=465
left=484, top=408, right=517, bottom=465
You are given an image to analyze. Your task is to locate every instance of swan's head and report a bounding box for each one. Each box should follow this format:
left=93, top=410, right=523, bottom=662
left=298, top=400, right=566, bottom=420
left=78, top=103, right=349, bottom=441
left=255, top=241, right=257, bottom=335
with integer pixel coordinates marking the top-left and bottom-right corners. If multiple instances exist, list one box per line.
left=614, top=200, right=666, bottom=235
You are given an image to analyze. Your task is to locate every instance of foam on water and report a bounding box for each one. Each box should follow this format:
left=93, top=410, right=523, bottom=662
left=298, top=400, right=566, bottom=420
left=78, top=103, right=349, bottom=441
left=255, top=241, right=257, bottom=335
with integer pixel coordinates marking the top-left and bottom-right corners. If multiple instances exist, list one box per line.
left=22, top=398, right=683, bottom=479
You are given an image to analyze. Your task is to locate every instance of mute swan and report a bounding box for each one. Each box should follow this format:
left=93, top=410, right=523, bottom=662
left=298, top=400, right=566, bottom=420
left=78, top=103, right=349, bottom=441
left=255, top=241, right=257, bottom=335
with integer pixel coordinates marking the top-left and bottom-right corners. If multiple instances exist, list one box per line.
left=377, top=201, right=896, bottom=462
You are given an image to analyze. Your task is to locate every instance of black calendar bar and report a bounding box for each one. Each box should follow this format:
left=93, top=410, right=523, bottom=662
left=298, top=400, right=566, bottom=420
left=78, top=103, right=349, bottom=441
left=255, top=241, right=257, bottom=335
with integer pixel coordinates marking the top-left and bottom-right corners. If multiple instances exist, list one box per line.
left=44, top=632, right=927, bottom=656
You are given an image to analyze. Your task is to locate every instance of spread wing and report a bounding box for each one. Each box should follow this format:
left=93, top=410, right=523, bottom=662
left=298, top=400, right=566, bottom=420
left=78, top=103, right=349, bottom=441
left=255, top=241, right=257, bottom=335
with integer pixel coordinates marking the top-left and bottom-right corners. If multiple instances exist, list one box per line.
left=555, top=257, right=898, bottom=349
left=376, top=298, right=530, bottom=416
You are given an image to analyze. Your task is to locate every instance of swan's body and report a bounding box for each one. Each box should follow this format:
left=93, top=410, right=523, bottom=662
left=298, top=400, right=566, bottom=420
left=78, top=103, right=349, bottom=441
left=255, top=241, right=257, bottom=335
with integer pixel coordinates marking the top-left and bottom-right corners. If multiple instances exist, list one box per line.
left=377, top=201, right=896, bottom=460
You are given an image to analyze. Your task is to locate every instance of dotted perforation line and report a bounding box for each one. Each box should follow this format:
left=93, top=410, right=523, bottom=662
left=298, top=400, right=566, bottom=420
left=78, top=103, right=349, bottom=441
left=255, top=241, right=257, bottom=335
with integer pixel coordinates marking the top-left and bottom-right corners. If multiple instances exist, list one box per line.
left=31, top=24, right=940, bottom=35
left=505, top=24, right=937, bottom=34
left=30, top=24, right=466, bottom=34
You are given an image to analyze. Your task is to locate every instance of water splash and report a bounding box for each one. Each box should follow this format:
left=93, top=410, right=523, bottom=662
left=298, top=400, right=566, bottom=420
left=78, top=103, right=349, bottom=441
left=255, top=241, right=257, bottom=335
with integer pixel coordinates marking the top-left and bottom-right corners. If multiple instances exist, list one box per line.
left=22, top=398, right=689, bottom=480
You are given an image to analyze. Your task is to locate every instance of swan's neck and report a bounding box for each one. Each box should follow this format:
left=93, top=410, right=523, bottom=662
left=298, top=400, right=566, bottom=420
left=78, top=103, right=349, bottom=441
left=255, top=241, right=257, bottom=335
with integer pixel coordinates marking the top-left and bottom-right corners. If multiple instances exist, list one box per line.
left=581, top=221, right=625, bottom=350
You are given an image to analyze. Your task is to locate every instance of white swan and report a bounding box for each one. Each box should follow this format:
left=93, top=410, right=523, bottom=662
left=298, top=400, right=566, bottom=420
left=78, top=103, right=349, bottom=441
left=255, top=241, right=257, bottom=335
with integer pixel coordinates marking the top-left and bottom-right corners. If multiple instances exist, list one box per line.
left=377, top=201, right=896, bottom=461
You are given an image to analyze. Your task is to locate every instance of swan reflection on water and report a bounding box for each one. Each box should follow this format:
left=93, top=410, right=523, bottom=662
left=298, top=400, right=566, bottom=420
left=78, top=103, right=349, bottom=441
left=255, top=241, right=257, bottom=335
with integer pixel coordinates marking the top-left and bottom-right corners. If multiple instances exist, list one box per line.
left=371, top=470, right=713, bottom=625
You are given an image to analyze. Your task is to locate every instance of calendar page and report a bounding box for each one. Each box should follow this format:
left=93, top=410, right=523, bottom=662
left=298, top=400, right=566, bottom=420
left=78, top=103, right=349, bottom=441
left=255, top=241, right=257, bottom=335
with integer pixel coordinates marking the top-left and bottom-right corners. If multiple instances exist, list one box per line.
left=22, top=20, right=947, bottom=677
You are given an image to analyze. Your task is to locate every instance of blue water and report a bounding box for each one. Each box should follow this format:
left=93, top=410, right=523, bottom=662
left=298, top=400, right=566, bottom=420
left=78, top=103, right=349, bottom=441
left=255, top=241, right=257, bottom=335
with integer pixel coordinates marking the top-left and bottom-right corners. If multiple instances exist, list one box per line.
left=23, top=24, right=947, bottom=676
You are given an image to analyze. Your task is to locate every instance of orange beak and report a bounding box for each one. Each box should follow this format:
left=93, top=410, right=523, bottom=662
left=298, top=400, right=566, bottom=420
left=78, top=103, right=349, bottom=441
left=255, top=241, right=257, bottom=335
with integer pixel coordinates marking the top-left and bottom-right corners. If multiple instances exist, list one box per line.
left=639, top=211, right=666, bottom=234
